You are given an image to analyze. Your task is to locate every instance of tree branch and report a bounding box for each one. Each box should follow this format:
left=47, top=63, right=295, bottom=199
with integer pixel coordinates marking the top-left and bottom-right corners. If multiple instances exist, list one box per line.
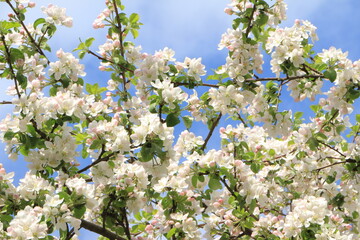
left=0, top=34, right=21, bottom=97
left=0, top=101, right=12, bottom=104
left=201, top=113, right=222, bottom=151
left=6, top=0, right=49, bottom=63
left=77, top=151, right=117, bottom=173
left=80, top=219, right=126, bottom=240
left=245, top=0, right=258, bottom=38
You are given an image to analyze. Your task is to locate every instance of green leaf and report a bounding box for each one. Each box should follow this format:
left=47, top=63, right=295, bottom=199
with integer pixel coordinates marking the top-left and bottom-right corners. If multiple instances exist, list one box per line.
left=325, top=175, right=336, bottom=184
left=336, top=125, right=346, bottom=135
left=16, top=72, right=27, bottom=89
left=4, top=131, right=15, bottom=140
left=85, top=37, right=95, bottom=47
left=73, top=42, right=86, bottom=52
left=86, top=83, right=107, bottom=95
left=294, top=111, right=303, bottom=119
left=10, top=48, right=25, bottom=62
left=139, top=142, right=154, bottom=162
left=243, top=217, right=255, bottom=229
left=166, top=113, right=180, bottom=127
left=250, top=163, right=261, bottom=173
left=324, top=68, right=337, bottom=82
left=108, top=160, right=115, bottom=168
left=356, top=114, right=360, bottom=123
left=268, top=149, right=275, bottom=157
left=34, top=18, right=45, bottom=29
left=191, top=175, right=198, bottom=187
left=252, top=26, right=260, bottom=40
left=256, top=13, right=269, bottom=27
left=129, top=13, right=140, bottom=23
left=81, top=146, right=89, bottom=159
left=89, top=139, right=103, bottom=149
left=232, top=18, right=241, bottom=30
left=73, top=205, right=86, bottom=218
left=78, top=50, right=86, bottom=59
left=306, top=137, right=319, bottom=151
left=161, top=196, right=172, bottom=209
left=58, top=191, right=70, bottom=201
left=315, top=132, right=327, bottom=140
left=249, top=199, right=257, bottom=214
left=130, top=29, right=139, bottom=39
left=208, top=176, right=222, bottom=190
left=49, top=86, right=58, bottom=96
left=310, top=105, right=321, bottom=113
left=182, top=116, right=193, bottom=129
left=0, top=21, right=21, bottom=33
left=166, top=228, right=177, bottom=239
left=18, top=13, right=25, bottom=21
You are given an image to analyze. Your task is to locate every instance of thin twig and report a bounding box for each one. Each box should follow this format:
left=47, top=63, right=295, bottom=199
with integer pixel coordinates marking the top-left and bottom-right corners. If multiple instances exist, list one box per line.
left=0, top=101, right=12, bottom=104
left=316, top=161, right=348, bottom=171
left=77, top=152, right=117, bottom=173
left=245, top=0, right=258, bottom=38
left=1, top=34, right=21, bottom=97
left=6, top=0, right=49, bottom=63
left=201, top=113, right=222, bottom=151
left=87, top=50, right=134, bottom=73
left=318, top=141, right=346, bottom=158
left=80, top=219, right=125, bottom=240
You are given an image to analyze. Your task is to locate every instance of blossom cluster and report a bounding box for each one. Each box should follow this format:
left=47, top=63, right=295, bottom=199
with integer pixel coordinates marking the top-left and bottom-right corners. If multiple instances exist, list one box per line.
left=0, top=0, right=359, bottom=239
left=218, top=28, right=263, bottom=83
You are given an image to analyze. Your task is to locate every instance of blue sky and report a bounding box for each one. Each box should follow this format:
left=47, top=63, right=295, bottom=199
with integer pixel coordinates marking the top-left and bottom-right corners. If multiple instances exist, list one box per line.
left=1, top=0, right=360, bottom=239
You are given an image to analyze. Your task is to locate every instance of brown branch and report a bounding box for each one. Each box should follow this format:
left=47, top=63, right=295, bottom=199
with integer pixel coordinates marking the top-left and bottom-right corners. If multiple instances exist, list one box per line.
left=112, top=0, right=125, bottom=57
left=174, top=82, right=219, bottom=88
left=316, top=160, right=348, bottom=172
left=245, top=0, right=258, bottom=38
left=318, top=141, right=346, bottom=158
left=77, top=151, right=117, bottom=173
left=320, top=109, right=339, bottom=132
left=303, top=63, right=322, bottom=75
left=174, top=74, right=324, bottom=89
left=80, top=219, right=126, bottom=240
left=5, top=0, right=49, bottom=63
left=0, top=101, right=12, bottom=104
left=1, top=34, right=21, bottom=97
left=248, top=74, right=323, bottom=82
left=87, top=50, right=134, bottom=73
left=201, top=113, right=222, bottom=151
left=236, top=113, right=247, bottom=126
left=30, top=119, right=50, bottom=141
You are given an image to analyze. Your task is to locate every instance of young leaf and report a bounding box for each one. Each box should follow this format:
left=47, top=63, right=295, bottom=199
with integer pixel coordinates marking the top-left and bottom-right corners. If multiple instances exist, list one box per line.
left=166, top=113, right=180, bottom=127
left=324, top=68, right=337, bottom=82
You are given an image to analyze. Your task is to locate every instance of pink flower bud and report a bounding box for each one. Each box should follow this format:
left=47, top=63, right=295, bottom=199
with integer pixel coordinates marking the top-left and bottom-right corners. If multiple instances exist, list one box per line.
left=219, top=127, right=226, bottom=134
left=224, top=8, right=233, bottom=15
left=145, top=224, right=153, bottom=232
left=103, top=9, right=111, bottom=17
left=245, top=3, right=253, bottom=9
left=113, top=40, right=120, bottom=47
left=234, top=160, right=243, bottom=167
left=225, top=220, right=232, bottom=226
left=28, top=2, right=36, bottom=8
left=213, top=202, right=221, bottom=208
